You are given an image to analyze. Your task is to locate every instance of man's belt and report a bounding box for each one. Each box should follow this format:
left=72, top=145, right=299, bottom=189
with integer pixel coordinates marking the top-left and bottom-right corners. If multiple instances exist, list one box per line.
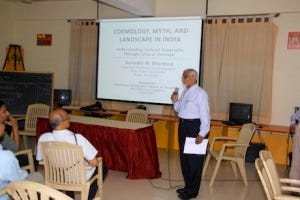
left=179, top=118, right=200, bottom=123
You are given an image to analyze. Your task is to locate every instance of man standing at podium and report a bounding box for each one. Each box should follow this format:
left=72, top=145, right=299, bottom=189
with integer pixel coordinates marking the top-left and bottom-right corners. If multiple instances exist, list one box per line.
left=171, top=68, right=210, bottom=200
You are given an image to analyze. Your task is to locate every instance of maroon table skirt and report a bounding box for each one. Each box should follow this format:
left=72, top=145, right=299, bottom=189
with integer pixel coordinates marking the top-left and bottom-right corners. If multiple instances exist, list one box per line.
left=36, top=118, right=161, bottom=179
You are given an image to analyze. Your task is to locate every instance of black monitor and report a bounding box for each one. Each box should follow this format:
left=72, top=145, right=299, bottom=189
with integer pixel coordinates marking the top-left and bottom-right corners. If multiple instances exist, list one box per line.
left=54, top=89, right=71, bottom=106
left=229, top=103, right=253, bottom=124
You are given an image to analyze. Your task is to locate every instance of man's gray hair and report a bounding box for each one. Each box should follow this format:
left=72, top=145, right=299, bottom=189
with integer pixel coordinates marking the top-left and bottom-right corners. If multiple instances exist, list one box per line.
left=186, top=68, right=198, bottom=82
left=49, top=114, right=64, bottom=129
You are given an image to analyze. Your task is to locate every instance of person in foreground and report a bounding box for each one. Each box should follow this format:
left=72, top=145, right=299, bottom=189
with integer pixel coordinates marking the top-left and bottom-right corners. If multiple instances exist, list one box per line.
left=0, top=100, right=20, bottom=152
left=171, top=68, right=210, bottom=200
left=0, top=100, right=32, bottom=168
left=289, top=109, right=300, bottom=180
left=0, top=123, right=44, bottom=200
left=36, top=109, right=107, bottom=200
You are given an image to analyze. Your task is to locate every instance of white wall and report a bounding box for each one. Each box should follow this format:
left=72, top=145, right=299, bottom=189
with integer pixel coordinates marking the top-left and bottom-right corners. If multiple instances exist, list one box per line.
left=272, top=13, right=300, bottom=125
left=155, top=0, right=207, bottom=17
left=207, top=0, right=300, bottom=16
left=0, top=1, right=15, bottom=68
left=1, top=0, right=300, bottom=125
left=10, top=0, right=135, bottom=89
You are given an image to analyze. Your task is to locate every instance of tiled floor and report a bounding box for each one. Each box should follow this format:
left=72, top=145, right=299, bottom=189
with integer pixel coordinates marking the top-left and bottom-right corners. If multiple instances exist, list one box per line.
left=101, top=149, right=289, bottom=200
left=30, top=135, right=288, bottom=200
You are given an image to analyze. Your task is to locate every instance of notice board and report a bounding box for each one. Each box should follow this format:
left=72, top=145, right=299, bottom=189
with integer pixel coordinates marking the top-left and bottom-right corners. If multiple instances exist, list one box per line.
left=0, top=71, right=53, bottom=115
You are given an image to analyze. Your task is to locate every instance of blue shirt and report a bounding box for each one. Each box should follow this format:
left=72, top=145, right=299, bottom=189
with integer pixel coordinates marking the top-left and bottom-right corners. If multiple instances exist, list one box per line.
left=174, top=84, right=210, bottom=137
left=0, top=145, right=28, bottom=200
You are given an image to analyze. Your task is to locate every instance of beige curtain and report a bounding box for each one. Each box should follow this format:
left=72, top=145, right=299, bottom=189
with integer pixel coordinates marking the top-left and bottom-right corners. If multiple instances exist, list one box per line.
left=203, top=16, right=278, bottom=124
left=69, top=21, right=98, bottom=106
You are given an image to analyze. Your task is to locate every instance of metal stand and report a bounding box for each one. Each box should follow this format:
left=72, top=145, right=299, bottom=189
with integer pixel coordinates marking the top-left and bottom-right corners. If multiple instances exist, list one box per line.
left=2, top=44, right=25, bottom=71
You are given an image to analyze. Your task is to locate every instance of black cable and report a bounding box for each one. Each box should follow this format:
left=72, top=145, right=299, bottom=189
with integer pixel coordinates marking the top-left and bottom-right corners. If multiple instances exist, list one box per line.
left=149, top=149, right=184, bottom=190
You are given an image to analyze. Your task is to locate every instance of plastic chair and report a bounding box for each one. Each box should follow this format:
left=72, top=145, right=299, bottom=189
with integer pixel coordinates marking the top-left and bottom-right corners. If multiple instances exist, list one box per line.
left=202, top=123, right=256, bottom=186
left=19, top=103, right=50, bottom=149
left=255, top=158, right=274, bottom=200
left=40, top=141, right=103, bottom=200
left=125, top=108, right=148, bottom=123
left=259, top=150, right=300, bottom=199
left=4, top=181, right=72, bottom=200
left=15, top=149, right=35, bottom=173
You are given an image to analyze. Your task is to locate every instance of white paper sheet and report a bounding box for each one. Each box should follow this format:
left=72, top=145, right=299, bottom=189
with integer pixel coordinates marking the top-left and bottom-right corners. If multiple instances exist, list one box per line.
left=183, top=137, right=208, bottom=155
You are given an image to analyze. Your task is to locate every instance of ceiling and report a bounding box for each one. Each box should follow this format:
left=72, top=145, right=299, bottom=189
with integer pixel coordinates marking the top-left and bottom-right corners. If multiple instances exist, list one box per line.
left=99, top=0, right=155, bottom=16
left=12, top=0, right=155, bottom=16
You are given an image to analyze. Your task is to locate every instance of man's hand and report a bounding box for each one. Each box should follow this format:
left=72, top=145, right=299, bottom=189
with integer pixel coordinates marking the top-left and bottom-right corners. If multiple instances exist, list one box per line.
left=88, top=156, right=99, bottom=167
left=5, top=115, right=18, bottom=129
left=0, top=123, right=5, bottom=137
left=290, top=124, right=296, bottom=134
left=6, top=115, right=20, bottom=145
left=195, top=135, right=204, bottom=144
left=171, top=93, right=178, bottom=103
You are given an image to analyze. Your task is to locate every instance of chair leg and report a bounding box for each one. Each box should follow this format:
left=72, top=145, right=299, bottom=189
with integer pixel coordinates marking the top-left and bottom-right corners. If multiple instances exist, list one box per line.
left=237, top=160, right=248, bottom=186
left=81, top=189, right=88, bottom=200
left=98, top=177, right=103, bottom=200
left=202, top=154, right=211, bottom=176
left=209, top=158, right=222, bottom=187
left=230, top=161, right=239, bottom=179
left=23, top=135, right=28, bottom=149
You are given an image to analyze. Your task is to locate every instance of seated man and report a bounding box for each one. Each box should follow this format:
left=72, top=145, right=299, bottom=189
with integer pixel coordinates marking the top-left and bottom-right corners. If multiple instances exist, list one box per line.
left=0, top=123, right=43, bottom=200
left=0, top=100, right=20, bottom=152
left=36, top=109, right=107, bottom=200
left=0, top=100, right=31, bottom=168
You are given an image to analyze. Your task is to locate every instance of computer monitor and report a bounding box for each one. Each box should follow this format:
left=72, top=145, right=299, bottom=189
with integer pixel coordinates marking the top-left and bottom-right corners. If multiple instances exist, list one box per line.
left=229, top=102, right=253, bottom=124
left=54, top=89, right=71, bottom=106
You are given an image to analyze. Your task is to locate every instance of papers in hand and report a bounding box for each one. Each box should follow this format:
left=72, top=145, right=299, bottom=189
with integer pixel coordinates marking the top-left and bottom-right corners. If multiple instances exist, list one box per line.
left=183, top=137, right=208, bottom=155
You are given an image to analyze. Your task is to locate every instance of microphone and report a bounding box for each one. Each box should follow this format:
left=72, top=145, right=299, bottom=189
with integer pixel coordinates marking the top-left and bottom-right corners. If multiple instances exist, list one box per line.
left=173, top=87, right=179, bottom=95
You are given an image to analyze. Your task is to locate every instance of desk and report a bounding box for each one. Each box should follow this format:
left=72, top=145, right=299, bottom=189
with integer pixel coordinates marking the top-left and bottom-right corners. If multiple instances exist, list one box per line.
left=62, top=107, right=291, bottom=164
left=36, top=116, right=162, bottom=179
left=62, top=107, right=179, bottom=122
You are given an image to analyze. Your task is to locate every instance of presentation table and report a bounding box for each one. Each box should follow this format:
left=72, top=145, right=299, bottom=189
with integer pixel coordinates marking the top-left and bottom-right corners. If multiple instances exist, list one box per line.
left=36, top=115, right=162, bottom=179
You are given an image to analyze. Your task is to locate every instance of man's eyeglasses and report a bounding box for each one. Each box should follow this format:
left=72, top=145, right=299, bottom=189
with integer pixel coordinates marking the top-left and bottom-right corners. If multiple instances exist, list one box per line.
left=62, top=115, right=70, bottom=121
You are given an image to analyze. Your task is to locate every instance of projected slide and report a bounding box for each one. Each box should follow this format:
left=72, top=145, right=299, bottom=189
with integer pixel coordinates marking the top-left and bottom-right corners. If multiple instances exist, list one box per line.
left=97, top=17, right=203, bottom=105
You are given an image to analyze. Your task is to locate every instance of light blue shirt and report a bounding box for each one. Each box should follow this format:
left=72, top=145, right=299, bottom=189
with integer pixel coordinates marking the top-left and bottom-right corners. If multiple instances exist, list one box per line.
left=0, top=145, right=28, bottom=200
left=174, top=84, right=210, bottom=137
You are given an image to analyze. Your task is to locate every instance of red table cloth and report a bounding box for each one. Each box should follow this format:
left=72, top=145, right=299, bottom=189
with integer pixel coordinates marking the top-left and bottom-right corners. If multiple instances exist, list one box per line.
left=36, top=117, right=162, bottom=179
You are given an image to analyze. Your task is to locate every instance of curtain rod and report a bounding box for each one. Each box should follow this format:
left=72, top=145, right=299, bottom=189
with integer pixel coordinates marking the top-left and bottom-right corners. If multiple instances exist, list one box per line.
left=66, top=12, right=281, bottom=23
left=205, top=13, right=279, bottom=19
left=67, top=19, right=98, bottom=23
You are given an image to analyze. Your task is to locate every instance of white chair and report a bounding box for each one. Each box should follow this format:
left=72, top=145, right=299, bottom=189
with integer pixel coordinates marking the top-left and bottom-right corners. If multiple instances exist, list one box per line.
left=15, top=149, right=35, bottom=173
left=202, top=123, right=256, bottom=186
left=255, top=158, right=274, bottom=200
left=125, top=109, right=148, bottom=123
left=19, top=103, right=50, bottom=149
left=4, top=181, right=72, bottom=200
left=40, top=141, right=103, bottom=200
left=259, top=150, right=300, bottom=199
